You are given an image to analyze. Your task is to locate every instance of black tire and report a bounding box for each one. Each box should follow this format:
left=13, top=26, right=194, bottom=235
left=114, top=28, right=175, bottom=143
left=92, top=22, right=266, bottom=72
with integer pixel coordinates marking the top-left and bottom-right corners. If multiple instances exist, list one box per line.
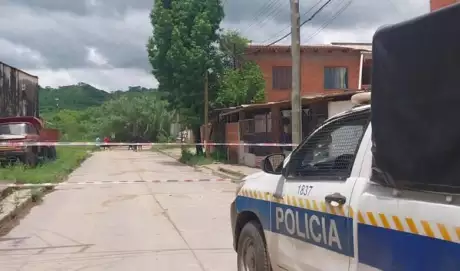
left=237, top=221, right=272, bottom=271
left=23, top=149, right=38, bottom=167
left=48, top=147, right=57, bottom=160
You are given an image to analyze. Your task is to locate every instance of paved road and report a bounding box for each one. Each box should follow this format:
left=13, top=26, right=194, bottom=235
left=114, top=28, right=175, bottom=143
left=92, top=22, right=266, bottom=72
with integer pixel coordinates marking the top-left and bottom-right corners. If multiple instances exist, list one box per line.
left=0, top=150, right=238, bottom=271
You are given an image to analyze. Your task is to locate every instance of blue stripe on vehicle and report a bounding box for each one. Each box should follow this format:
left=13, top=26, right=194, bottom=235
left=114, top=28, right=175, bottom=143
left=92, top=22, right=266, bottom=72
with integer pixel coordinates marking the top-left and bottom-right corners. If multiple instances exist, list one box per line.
left=235, top=195, right=354, bottom=257
left=358, top=223, right=460, bottom=271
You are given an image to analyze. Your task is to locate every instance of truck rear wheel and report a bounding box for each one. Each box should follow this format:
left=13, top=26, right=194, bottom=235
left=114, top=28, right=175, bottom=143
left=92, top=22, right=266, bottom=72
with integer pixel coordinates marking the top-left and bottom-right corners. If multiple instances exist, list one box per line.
left=47, top=147, right=57, bottom=160
left=23, top=149, right=38, bottom=167
left=237, top=221, right=271, bottom=271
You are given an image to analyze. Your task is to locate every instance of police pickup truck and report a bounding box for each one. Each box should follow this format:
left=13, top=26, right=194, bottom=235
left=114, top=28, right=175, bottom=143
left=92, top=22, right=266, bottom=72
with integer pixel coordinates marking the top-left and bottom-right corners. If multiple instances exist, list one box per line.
left=231, top=4, right=460, bottom=271
left=230, top=92, right=460, bottom=271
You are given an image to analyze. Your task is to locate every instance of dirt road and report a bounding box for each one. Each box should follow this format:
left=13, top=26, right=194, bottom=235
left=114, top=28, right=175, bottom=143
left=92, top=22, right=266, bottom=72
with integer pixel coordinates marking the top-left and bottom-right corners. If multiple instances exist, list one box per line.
left=0, top=150, right=238, bottom=271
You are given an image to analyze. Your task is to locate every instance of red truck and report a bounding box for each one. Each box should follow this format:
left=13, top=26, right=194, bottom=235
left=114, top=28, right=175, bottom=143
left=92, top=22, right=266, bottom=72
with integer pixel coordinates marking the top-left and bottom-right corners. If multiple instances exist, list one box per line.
left=0, top=116, right=60, bottom=167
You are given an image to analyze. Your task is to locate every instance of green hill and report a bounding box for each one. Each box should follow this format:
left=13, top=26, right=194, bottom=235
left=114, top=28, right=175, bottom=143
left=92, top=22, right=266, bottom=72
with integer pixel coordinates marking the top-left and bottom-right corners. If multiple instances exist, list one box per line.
left=39, top=83, right=156, bottom=113
left=39, top=83, right=110, bottom=112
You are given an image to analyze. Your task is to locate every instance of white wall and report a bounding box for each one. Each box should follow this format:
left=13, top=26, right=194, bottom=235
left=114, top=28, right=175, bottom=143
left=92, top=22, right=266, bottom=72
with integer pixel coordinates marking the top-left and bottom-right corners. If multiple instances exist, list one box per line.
left=328, top=100, right=353, bottom=118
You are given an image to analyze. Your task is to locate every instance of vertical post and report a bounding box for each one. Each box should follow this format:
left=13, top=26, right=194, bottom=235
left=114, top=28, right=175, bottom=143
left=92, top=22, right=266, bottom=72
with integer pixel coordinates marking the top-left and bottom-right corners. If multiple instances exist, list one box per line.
left=358, top=53, right=364, bottom=90
left=290, top=0, right=302, bottom=145
left=204, top=71, right=209, bottom=157
left=233, top=43, right=237, bottom=70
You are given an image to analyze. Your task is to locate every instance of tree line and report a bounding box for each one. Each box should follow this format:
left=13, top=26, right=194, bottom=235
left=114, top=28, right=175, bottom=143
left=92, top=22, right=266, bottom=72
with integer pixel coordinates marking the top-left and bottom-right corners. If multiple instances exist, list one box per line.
left=39, top=0, right=265, bottom=147
left=40, top=88, right=174, bottom=143
left=148, top=0, right=265, bottom=154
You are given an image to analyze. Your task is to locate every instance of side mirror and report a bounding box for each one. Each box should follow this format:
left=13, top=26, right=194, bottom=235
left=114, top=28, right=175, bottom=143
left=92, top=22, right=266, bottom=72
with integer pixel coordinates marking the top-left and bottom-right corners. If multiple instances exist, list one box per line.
left=261, top=153, right=286, bottom=175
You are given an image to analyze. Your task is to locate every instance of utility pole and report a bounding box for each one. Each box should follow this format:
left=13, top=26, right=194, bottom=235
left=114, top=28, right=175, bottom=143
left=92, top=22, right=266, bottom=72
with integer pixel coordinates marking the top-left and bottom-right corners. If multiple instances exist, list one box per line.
left=232, top=43, right=237, bottom=70
left=204, top=70, right=209, bottom=157
left=290, top=0, right=302, bottom=145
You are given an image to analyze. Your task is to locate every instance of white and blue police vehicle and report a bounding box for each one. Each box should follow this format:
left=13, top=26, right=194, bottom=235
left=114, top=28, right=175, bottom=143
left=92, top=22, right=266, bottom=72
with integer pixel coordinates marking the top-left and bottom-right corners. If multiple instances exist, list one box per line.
left=230, top=4, right=460, bottom=270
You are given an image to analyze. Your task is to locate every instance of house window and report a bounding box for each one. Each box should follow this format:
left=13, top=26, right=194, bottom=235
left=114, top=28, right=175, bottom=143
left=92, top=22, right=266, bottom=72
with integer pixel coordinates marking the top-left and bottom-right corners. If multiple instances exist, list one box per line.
left=361, top=65, right=372, bottom=85
left=272, top=66, right=292, bottom=90
left=324, top=67, right=348, bottom=89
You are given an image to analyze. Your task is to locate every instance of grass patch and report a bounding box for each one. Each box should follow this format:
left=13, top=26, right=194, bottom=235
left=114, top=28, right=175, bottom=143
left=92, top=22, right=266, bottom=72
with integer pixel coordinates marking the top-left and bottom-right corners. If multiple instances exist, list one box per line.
left=0, top=147, right=91, bottom=184
left=179, top=148, right=214, bottom=166
left=153, top=144, right=183, bottom=151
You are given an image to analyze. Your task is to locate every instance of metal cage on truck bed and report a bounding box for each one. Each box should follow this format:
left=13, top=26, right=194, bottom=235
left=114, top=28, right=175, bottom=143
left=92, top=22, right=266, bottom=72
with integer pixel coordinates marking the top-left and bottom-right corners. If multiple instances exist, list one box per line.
left=371, top=3, right=460, bottom=193
left=0, top=62, right=39, bottom=118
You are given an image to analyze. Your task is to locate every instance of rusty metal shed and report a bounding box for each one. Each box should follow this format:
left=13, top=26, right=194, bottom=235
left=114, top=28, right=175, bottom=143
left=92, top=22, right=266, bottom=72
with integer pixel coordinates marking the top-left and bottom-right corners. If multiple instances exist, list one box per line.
left=0, top=61, right=39, bottom=117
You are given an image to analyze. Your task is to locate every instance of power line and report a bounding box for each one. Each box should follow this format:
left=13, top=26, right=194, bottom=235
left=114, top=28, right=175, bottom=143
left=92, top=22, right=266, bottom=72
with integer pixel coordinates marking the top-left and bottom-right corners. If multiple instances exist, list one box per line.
left=240, top=0, right=284, bottom=35
left=266, top=0, right=333, bottom=46
left=302, top=0, right=352, bottom=43
left=259, top=0, right=324, bottom=44
left=245, top=0, right=290, bottom=35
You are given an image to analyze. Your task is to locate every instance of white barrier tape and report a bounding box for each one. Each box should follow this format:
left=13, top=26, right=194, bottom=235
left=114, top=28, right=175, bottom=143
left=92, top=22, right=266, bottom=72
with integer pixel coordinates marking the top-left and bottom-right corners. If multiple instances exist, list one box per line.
left=0, top=178, right=234, bottom=188
left=0, top=142, right=296, bottom=147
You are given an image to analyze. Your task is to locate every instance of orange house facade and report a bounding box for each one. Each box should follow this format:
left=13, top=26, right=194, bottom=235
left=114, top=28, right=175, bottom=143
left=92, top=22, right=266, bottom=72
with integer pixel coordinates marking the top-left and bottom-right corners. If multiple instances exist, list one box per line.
left=431, top=0, right=459, bottom=11
left=245, top=43, right=372, bottom=103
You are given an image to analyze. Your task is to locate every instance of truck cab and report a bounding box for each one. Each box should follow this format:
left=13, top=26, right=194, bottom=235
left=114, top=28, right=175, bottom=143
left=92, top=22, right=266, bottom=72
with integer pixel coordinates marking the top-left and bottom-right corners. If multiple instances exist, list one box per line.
left=0, top=117, right=59, bottom=166
left=230, top=97, right=460, bottom=271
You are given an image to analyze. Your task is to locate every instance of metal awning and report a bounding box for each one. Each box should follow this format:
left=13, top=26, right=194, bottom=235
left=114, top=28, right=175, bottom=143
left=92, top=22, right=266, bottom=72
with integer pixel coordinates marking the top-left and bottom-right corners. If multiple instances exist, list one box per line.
left=219, top=91, right=362, bottom=117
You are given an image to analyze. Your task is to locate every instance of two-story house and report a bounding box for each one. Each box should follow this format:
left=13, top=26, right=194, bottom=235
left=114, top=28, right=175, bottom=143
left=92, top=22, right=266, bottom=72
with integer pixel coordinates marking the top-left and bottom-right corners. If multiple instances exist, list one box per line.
left=431, top=0, right=459, bottom=11
left=244, top=43, right=372, bottom=103
left=211, top=43, right=372, bottom=166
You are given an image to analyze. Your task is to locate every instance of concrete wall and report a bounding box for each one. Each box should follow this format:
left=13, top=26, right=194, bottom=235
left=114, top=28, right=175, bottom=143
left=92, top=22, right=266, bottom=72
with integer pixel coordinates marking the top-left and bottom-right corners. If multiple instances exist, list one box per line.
left=328, top=100, right=353, bottom=118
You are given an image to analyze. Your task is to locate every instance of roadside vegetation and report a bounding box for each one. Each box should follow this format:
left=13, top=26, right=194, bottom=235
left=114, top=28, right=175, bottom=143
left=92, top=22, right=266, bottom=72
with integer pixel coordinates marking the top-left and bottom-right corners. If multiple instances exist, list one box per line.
left=0, top=147, right=90, bottom=183
left=1, top=1, right=266, bottom=182
left=178, top=148, right=228, bottom=166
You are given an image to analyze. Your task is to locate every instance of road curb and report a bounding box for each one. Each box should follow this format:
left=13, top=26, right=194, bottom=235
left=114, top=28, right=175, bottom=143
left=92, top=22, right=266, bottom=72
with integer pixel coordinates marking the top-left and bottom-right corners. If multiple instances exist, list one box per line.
left=154, top=148, right=243, bottom=182
left=0, top=186, right=14, bottom=201
left=0, top=187, right=49, bottom=232
left=217, top=166, right=246, bottom=179
left=0, top=149, right=93, bottom=233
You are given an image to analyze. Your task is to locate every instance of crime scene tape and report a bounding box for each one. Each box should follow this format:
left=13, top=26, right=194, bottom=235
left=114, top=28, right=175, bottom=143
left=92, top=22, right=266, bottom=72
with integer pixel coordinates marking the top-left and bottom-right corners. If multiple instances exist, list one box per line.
left=0, top=142, right=296, bottom=147
left=0, top=178, right=235, bottom=188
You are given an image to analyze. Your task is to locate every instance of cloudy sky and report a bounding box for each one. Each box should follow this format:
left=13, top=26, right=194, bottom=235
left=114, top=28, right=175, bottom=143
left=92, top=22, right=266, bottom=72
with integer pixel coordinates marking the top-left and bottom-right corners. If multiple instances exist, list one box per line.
left=0, top=0, right=428, bottom=91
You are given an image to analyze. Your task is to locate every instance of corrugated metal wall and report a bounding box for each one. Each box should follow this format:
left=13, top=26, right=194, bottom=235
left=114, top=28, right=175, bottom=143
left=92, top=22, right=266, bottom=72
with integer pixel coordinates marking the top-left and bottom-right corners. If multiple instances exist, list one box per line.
left=0, top=62, right=39, bottom=117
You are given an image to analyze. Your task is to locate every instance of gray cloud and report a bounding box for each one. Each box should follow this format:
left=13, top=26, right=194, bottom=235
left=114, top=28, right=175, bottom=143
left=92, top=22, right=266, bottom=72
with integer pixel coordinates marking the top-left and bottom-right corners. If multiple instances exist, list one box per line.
left=0, top=0, right=429, bottom=90
left=226, top=0, right=428, bottom=42
left=11, top=0, right=154, bottom=17
left=0, top=4, right=151, bottom=70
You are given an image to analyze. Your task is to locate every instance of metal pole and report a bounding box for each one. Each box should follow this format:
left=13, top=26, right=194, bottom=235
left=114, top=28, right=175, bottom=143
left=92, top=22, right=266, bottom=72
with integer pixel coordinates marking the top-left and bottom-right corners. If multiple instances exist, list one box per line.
left=233, top=43, right=237, bottom=70
left=291, top=0, right=302, bottom=144
left=204, top=71, right=209, bottom=157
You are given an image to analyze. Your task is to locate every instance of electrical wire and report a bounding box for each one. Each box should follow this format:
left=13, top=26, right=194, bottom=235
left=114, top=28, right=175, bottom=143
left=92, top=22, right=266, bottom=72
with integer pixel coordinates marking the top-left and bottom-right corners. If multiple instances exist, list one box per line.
left=302, top=0, right=352, bottom=43
left=240, top=0, right=284, bottom=35
left=266, top=0, right=333, bottom=46
left=258, top=0, right=325, bottom=44
left=245, top=0, right=291, bottom=36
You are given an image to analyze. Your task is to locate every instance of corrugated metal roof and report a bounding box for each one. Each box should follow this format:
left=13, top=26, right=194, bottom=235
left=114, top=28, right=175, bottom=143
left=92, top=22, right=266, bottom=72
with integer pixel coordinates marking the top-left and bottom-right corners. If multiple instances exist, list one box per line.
left=246, top=45, right=364, bottom=53
left=0, top=61, right=39, bottom=78
left=330, top=42, right=372, bottom=51
left=246, top=43, right=372, bottom=53
left=218, top=91, right=362, bottom=117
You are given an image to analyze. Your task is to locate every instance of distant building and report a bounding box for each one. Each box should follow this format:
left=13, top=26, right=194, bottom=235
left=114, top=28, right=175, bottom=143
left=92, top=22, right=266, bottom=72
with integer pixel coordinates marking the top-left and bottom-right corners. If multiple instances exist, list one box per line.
left=244, top=43, right=372, bottom=103
left=430, top=0, right=459, bottom=11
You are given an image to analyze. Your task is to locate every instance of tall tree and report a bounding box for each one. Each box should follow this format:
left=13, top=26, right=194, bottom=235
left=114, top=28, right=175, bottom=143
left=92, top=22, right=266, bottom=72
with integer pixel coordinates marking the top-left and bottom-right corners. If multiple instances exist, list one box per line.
left=219, top=30, right=250, bottom=69
left=216, top=61, right=265, bottom=107
left=215, top=31, right=265, bottom=107
left=98, top=93, right=173, bottom=142
left=148, top=0, right=224, bottom=155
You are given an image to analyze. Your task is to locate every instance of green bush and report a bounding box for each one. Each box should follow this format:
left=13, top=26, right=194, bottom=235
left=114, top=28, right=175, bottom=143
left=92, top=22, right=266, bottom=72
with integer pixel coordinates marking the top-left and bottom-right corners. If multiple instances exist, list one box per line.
left=179, top=148, right=194, bottom=163
left=211, top=149, right=227, bottom=162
